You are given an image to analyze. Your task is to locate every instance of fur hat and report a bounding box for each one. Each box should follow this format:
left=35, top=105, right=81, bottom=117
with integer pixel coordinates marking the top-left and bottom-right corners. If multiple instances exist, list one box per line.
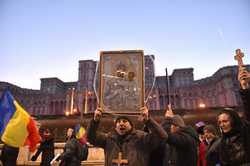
left=171, top=115, right=185, bottom=127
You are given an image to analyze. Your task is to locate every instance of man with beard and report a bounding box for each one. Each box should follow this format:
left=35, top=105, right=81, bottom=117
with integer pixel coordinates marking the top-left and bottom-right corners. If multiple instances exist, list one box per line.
left=87, top=106, right=167, bottom=166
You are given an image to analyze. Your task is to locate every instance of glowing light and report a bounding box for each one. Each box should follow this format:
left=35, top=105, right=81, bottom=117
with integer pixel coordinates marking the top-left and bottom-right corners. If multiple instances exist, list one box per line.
left=65, top=111, right=70, bottom=116
left=199, top=103, right=206, bottom=108
left=73, top=108, right=77, bottom=113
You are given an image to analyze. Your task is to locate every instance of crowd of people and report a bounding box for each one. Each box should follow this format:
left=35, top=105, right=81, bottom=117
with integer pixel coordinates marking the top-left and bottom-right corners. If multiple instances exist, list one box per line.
left=0, top=64, right=249, bottom=166
left=87, top=66, right=250, bottom=166
left=0, top=126, right=89, bottom=166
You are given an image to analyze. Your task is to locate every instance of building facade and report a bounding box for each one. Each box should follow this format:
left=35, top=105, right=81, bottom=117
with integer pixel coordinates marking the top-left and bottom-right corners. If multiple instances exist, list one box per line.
left=0, top=56, right=249, bottom=116
left=155, top=66, right=249, bottom=111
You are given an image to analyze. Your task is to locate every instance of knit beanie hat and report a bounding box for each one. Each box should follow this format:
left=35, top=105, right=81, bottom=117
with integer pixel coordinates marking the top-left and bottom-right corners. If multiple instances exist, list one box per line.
left=114, top=116, right=133, bottom=127
left=171, top=115, right=185, bottom=127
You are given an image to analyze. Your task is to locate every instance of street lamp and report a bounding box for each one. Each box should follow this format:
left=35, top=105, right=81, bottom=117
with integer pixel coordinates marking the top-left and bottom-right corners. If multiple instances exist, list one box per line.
left=73, top=108, right=78, bottom=113
left=65, top=111, right=70, bottom=116
left=199, top=103, right=206, bottom=109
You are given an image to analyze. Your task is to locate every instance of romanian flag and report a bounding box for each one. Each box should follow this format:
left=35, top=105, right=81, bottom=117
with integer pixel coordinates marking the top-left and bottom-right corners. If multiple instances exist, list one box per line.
left=75, top=124, right=87, bottom=144
left=0, top=90, right=41, bottom=152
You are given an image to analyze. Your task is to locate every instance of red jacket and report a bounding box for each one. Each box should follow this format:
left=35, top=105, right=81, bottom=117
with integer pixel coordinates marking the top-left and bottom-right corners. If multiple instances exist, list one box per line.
left=197, top=141, right=207, bottom=166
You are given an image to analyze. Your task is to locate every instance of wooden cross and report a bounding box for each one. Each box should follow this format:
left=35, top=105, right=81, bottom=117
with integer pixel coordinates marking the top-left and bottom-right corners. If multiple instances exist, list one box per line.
left=234, top=49, right=250, bottom=89
left=234, top=48, right=244, bottom=67
left=112, top=152, right=128, bottom=166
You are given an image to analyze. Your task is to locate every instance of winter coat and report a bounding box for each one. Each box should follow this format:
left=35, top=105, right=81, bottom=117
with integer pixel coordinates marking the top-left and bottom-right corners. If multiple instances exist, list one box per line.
left=155, top=119, right=176, bottom=166
left=87, top=118, right=167, bottom=166
left=59, top=137, right=82, bottom=166
left=150, top=117, right=189, bottom=166
left=143, top=123, right=169, bottom=166
left=217, top=88, right=250, bottom=166
left=0, top=144, right=19, bottom=166
left=206, top=137, right=220, bottom=166
left=164, top=119, right=199, bottom=166
left=242, top=88, right=250, bottom=122
left=31, top=138, right=55, bottom=166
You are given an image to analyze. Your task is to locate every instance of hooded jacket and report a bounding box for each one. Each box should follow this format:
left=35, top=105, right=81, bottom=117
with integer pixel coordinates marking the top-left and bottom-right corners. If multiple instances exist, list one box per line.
left=216, top=88, right=250, bottom=166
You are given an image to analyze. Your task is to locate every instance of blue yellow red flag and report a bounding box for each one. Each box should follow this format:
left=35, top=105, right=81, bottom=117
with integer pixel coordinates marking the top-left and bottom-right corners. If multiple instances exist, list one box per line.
left=75, top=124, right=86, bottom=139
left=0, top=90, right=41, bottom=152
left=75, top=124, right=87, bottom=144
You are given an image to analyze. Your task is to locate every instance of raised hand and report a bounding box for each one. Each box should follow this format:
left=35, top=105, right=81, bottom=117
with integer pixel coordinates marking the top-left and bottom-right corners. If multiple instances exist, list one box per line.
left=238, top=67, right=250, bottom=89
left=139, top=106, right=149, bottom=122
left=165, top=104, right=174, bottom=118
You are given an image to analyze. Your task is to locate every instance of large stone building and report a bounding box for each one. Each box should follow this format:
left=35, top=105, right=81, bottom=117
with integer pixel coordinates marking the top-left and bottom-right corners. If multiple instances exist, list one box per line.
left=0, top=55, right=249, bottom=116
left=155, top=66, right=248, bottom=111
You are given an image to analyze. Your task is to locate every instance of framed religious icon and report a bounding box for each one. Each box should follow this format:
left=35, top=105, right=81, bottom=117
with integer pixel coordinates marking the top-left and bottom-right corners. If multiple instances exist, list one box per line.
left=98, top=50, right=145, bottom=113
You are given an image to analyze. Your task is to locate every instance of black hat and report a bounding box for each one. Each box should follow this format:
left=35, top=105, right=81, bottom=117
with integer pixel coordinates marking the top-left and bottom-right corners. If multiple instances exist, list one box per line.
left=114, top=116, right=133, bottom=127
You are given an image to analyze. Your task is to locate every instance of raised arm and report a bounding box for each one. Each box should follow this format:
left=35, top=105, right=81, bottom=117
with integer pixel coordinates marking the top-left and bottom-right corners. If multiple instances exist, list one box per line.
left=31, top=142, right=43, bottom=161
left=163, top=105, right=198, bottom=148
left=87, top=108, right=107, bottom=148
left=238, top=67, right=250, bottom=121
left=140, top=107, right=167, bottom=149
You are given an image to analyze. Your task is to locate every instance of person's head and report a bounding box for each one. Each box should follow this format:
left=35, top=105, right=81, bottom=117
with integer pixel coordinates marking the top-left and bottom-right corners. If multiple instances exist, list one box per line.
left=170, top=115, right=185, bottom=133
left=128, top=72, right=135, bottom=81
left=204, top=125, right=218, bottom=142
left=43, top=128, right=52, bottom=140
left=217, top=108, right=242, bottom=134
left=195, top=121, right=206, bottom=140
left=217, top=113, right=232, bottom=133
left=114, top=116, right=133, bottom=136
left=67, top=128, right=75, bottom=139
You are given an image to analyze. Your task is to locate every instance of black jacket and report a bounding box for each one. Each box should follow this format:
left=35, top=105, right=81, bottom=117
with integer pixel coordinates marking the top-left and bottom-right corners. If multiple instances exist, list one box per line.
left=31, top=138, right=55, bottom=166
left=206, top=137, right=220, bottom=166
left=59, top=137, right=82, bottom=166
left=217, top=88, right=250, bottom=166
left=0, top=144, right=19, bottom=166
left=164, top=119, right=199, bottom=166
left=143, top=122, right=170, bottom=166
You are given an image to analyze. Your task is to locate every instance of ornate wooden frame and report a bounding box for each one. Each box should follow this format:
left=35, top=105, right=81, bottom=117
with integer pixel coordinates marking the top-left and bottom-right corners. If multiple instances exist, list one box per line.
left=98, top=50, right=145, bottom=113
